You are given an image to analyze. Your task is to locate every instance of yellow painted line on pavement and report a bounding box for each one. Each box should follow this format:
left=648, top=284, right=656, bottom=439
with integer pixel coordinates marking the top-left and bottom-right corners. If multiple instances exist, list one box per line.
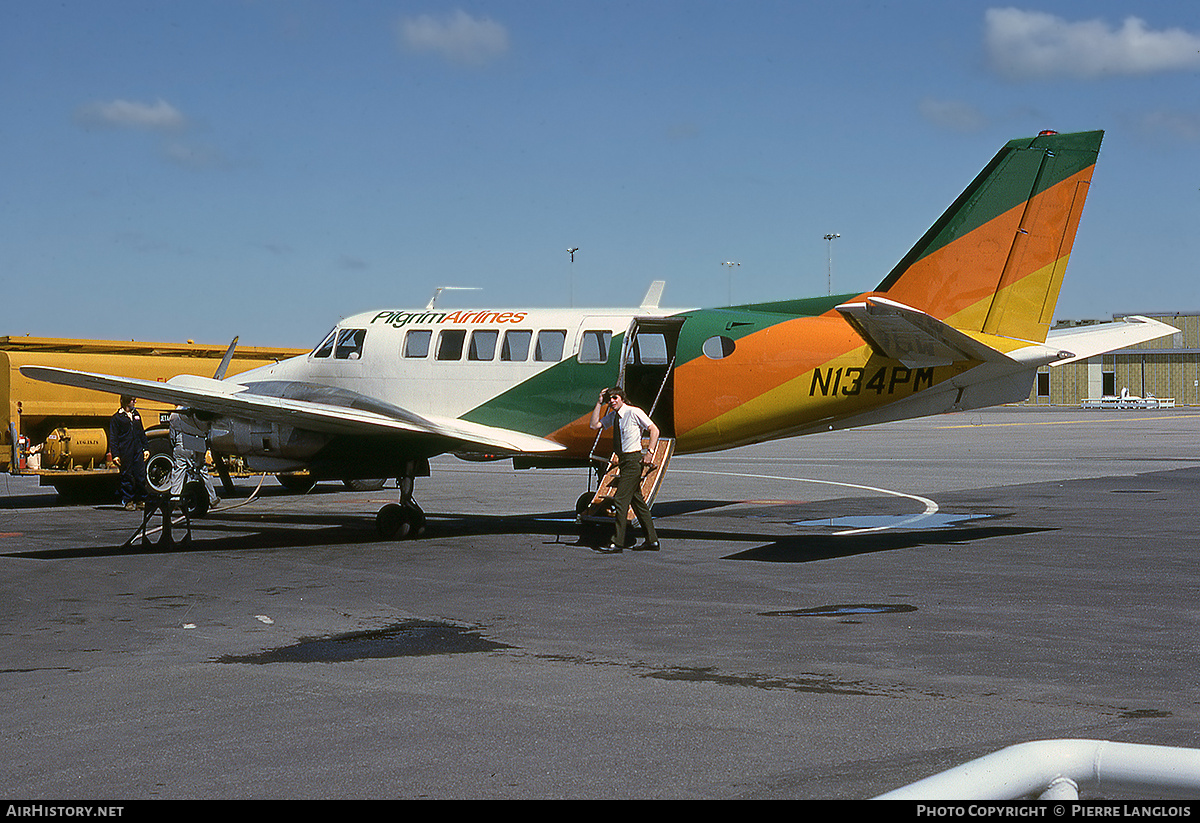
left=937, top=412, right=1200, bottom=429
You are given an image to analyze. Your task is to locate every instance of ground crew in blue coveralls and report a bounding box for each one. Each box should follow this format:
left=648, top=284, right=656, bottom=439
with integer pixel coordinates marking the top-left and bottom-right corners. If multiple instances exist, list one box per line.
left=108, top=394, right=149, bottom=510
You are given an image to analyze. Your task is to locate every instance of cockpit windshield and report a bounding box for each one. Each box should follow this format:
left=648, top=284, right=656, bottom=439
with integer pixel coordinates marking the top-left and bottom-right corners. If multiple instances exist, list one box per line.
left=312, top=327, right=366, bottom=360
left=312, top=328, right=336, bottom=358
left=334, top=328, right=366, bottom=360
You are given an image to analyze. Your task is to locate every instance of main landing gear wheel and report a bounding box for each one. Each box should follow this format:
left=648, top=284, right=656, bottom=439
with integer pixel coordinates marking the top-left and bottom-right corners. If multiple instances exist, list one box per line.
left=181, top=481, right=209, bottom=519
left=275, top=473, right=316, bottom=493
left=376, top=502, right=425, bottom=540
left=374, top=461, right=430, bottom=540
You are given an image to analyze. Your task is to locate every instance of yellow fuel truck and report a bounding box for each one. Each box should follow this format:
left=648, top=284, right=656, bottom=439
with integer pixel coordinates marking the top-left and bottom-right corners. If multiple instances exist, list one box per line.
left=2, top=336, right=306, bottom=500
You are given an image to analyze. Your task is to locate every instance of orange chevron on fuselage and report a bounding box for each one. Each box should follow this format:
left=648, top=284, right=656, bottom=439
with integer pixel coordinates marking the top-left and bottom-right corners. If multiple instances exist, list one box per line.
left=671, top=317, right=973, bottom=452
left=673, top=315, right=862, bottom=448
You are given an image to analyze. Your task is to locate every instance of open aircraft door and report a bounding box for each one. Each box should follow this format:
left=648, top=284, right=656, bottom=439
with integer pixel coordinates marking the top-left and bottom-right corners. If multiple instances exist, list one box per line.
left=577, top=316, right=683, bottom=542
left=616, top=316, right=685, bottom=437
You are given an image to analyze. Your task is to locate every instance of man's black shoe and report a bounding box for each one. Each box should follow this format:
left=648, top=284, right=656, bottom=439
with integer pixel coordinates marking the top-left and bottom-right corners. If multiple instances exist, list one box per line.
left=595, top=543, right=623, bottom=553
left=631, top=541, right=660, bottom=551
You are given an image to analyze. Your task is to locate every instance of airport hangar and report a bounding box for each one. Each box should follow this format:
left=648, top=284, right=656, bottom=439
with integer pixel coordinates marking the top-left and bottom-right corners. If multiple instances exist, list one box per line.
left=1029, top=311, right=1200, bottom=406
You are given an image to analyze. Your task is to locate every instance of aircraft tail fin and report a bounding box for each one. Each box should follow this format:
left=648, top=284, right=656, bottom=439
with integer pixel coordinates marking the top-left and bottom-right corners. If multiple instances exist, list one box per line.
left=871, top=130, right=1103, bottom=344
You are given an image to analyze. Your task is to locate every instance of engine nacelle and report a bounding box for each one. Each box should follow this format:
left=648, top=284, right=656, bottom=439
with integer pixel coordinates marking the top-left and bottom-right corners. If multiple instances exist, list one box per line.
left=208, top=417, right=329, bottom=471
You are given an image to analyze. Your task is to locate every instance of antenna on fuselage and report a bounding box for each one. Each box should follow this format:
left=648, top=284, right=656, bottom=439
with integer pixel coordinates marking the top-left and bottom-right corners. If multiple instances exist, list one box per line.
left=426, top=286, right=481, bottom=310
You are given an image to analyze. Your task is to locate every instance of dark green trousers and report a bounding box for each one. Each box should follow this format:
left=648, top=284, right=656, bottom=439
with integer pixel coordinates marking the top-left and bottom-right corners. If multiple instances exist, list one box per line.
left=613, top=452, right=657, bottom=546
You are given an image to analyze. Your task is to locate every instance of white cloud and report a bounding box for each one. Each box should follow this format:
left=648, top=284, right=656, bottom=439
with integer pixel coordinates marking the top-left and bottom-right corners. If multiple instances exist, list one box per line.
left=75, top=98, right=187, bottom=131
left=398, top=10, right=509, bottom=66
left=1139, top=109, right=1200, bottom=142
left=162, top=139, right=227, bottom=170
left=985, top=8, right=1200, bottom=80
left=918, top=98, right=989, bottom=133
left=76, top=97, right=228, bottom=169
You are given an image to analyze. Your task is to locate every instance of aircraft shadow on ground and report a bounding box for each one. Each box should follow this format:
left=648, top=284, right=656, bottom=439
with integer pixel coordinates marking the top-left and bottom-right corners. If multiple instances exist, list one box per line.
left=0, top=493, right=63, bottom=510
left=4, top=498, right=1053, bottom=563
left=715, top=524, right=1055, bottom=563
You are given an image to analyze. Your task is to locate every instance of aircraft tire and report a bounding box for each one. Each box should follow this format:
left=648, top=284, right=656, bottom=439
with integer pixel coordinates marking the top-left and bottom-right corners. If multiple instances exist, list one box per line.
left=376, top=503, right=425, bottom=540
left=575, top=492, right=595, bottom=518
left=403, top=502, right=426, bottom=539
left=181, top=482, right=209, bottom=519
left=146, top=453, right=174, bottom=495
left=376, top=503, right=405, bottom=539
left=344, top=478, right=387, bottom=491
left=578, top=521, right=605, bottom=547
left=275, top=473, right=316, bottom=493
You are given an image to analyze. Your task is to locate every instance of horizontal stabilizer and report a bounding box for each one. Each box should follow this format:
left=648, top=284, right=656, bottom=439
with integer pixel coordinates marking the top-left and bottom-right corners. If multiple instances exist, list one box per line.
left=19, top=366, right=566, bottom=454
left=836, top=297, right=1015, bottom=368
left=1046, top=316, right=1177, bottom=365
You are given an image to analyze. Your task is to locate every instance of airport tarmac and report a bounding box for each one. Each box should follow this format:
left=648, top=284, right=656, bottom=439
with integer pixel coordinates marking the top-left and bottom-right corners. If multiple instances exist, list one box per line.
left=1, top=406, right=1198, bottom=799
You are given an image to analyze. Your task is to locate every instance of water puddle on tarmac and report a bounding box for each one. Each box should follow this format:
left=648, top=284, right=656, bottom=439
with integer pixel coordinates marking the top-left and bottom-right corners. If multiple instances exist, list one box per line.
left=760, top=604, right=918, bottom=617
left=218, top=620, right=512, bottom=664
left=791, top=512, right=989, bottom=530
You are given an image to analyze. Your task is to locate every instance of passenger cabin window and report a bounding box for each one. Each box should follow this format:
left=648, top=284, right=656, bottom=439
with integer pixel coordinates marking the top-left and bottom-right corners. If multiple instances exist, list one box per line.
left=437, top=329, right=466, bottom=361
left=334, top=328, right=366, bottom=360
left=469, top=329, right=498, bottom=361
left=404, top=329, right=431, bottom=358
left=578, top=330, right=612, bottom=364
left=501, top=330, right=532, bottom=361
left=535, top=330, right=567, bottom=362
left=312, top=329, right=336, bottom=359
left=702, top=335, right=736, bottom=360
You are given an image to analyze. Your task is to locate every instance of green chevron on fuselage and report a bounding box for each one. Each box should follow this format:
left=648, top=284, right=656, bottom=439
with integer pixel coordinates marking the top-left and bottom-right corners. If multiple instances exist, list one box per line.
left=457, top=298, right=843, bottom=439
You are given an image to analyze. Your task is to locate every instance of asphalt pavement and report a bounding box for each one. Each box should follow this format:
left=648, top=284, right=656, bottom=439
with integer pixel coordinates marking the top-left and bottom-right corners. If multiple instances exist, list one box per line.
left=1, top=406, right=1198, bottom=799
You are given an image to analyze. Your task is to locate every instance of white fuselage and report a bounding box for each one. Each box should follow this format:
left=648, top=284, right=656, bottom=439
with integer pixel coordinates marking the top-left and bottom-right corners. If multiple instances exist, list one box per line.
left=235, top=306, right=663, bottom=419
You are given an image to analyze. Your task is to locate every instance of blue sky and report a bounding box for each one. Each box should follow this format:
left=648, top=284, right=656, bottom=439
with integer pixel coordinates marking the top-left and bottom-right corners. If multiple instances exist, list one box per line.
left=4, top=1, right=1199, bottom=347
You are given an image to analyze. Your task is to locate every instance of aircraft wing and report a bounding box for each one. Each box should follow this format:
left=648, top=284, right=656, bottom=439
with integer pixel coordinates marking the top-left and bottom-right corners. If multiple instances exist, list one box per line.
left=836, top=296, right=1017, bottom=367
left=1045, top=316, right=1177, bottom=365
left=19, top=365, right=566, bottom=454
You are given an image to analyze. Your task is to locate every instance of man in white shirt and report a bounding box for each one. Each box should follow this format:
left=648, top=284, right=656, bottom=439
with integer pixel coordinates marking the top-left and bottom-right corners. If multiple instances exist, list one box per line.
left=589, top=387, right=660, bottom=552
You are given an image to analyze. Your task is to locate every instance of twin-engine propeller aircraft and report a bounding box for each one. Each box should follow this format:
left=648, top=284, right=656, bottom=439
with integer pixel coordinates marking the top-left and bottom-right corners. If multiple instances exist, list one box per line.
left=25, top=130, right=1175, bottom=539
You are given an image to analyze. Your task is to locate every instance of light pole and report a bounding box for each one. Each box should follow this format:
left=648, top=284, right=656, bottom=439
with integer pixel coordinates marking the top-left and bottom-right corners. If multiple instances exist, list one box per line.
left=722, top=261, right=740, bottom=305
left=824, top=234, right=840, bottom=296
left=567, top=247, right=579, bottom=307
